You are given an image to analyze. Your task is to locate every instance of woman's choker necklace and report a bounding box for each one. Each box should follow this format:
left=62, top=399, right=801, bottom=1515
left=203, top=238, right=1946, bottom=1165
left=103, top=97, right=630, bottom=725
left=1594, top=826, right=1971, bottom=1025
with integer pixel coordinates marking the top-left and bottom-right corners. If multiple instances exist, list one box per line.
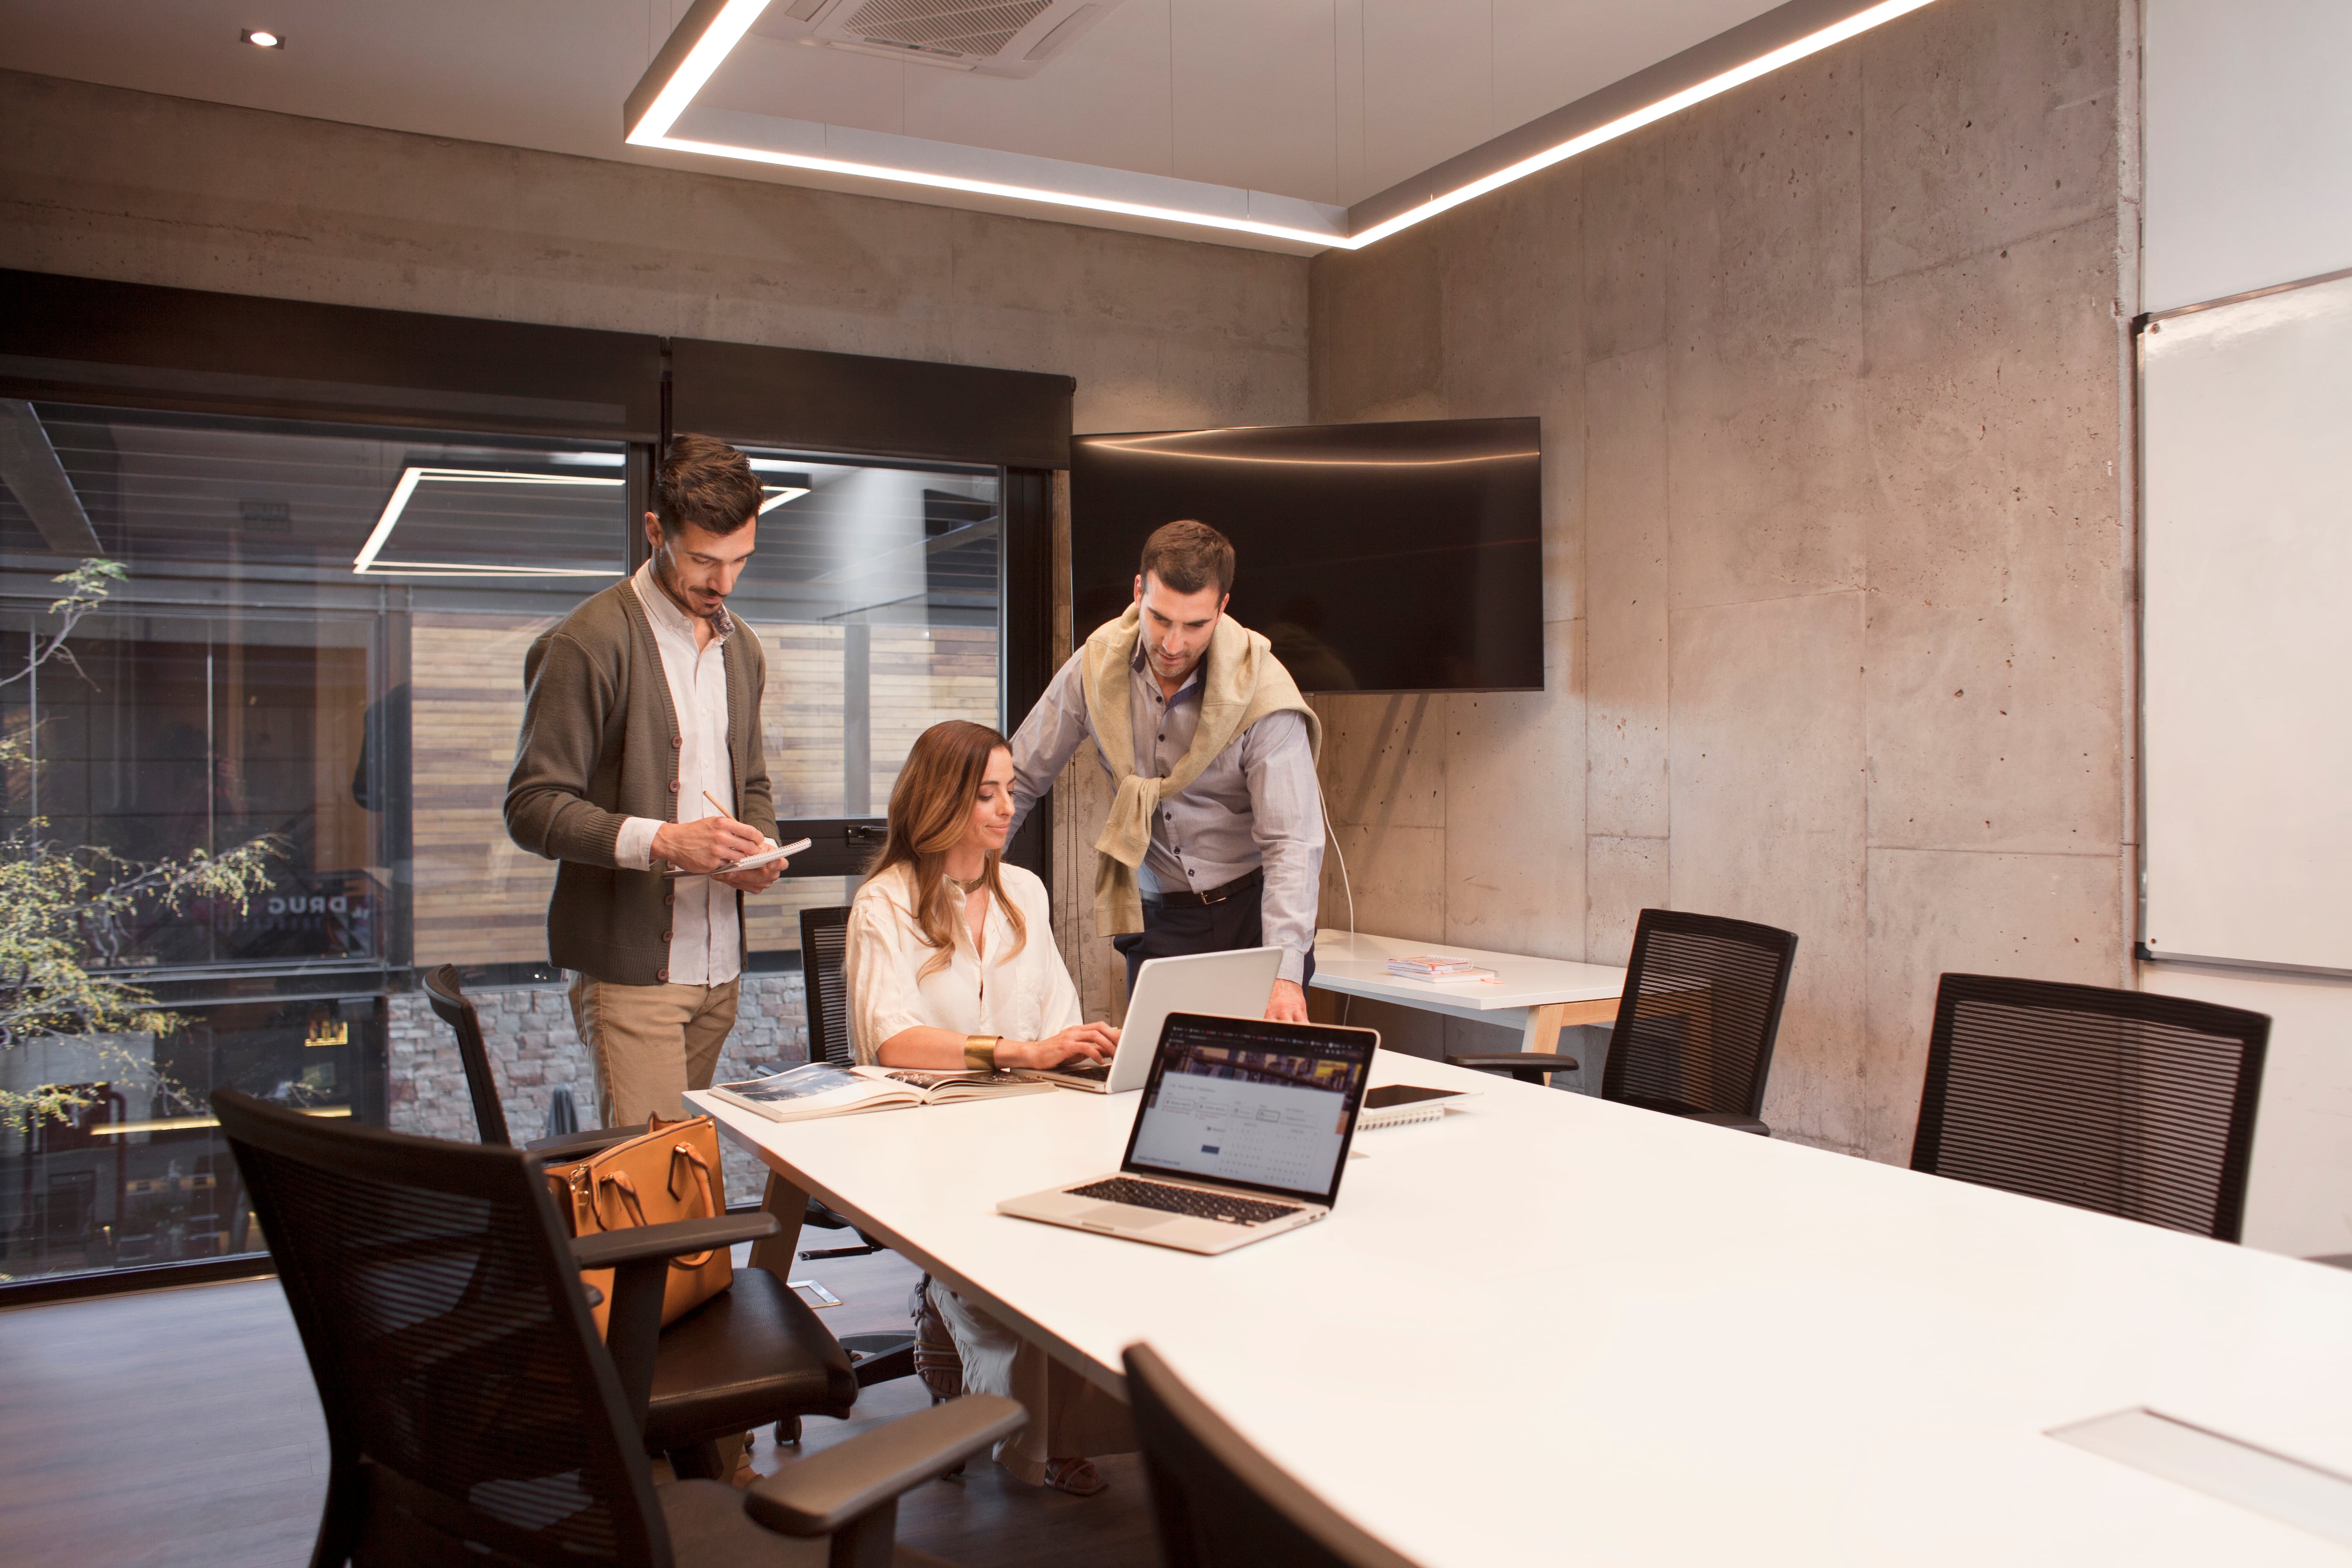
left=945, top=869, right=988, bottom=897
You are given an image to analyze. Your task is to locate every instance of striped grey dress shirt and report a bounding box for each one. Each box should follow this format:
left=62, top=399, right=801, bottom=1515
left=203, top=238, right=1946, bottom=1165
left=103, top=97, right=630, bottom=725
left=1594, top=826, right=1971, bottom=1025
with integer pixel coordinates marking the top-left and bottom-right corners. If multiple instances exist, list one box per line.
left=1006, top=643, right=1325, bottom=986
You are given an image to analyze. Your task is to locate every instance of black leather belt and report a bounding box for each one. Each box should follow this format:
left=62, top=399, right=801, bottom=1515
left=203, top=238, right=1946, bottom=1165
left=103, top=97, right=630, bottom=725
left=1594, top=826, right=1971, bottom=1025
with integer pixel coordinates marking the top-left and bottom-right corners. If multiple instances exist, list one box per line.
left=1145, top=867, right=1263, bottom=909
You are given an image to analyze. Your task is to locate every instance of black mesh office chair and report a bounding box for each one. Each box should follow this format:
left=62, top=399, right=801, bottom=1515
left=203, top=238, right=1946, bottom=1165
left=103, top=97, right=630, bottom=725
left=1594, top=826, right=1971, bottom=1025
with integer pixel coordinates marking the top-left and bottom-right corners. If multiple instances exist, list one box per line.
left=1125, top=1343, right=1418, bottom=1568
left=787, top=908, right=927, bottom=1423
left=212, top=1086, right=1022, bottom=1568
left=803, top=906, right=857, bottom=1070
left=795, top=906, right=886, bottom=1263
left=425, top=964, right=907, bottom=1463
left=1449, top=908, right=1797, bottom=1135
left=1911, top=974, right=2270, bottom=1242
left=425, top=964, right=630, bottom=1157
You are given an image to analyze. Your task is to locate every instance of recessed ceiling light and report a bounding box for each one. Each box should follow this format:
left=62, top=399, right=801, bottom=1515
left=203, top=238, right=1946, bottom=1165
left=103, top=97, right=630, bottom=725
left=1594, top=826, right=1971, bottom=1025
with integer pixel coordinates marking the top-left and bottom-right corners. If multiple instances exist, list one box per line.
left=623, top=0, right=1941, bottom=252
left=241, top=28, right=285, bottom=49
left=354, top=468, right=626, bottom=578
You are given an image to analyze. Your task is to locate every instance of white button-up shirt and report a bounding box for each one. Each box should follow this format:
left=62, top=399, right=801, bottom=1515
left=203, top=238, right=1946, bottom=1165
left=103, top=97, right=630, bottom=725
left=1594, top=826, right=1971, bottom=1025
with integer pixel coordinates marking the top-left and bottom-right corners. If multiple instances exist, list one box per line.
left=613, top=561, right=743, bottom=987
left=843, top=862, right=1081, bottom=1064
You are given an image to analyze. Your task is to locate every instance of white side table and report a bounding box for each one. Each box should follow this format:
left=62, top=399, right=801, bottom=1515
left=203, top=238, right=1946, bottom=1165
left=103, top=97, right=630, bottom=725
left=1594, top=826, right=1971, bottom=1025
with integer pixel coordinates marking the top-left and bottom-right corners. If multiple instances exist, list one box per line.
left=1308, top=928, right=1626, bottom=1055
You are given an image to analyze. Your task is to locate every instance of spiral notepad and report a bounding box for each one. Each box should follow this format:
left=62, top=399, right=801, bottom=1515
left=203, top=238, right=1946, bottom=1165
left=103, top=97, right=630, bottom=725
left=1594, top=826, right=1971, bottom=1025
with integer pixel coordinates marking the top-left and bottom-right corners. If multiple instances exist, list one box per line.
left=1357, top=1083, right=1473, bottom=1129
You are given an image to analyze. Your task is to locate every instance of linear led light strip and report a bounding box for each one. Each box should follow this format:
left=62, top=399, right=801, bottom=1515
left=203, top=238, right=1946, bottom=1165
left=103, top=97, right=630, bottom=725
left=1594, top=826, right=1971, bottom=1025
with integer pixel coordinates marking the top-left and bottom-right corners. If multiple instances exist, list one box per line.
left=625, top=0, right=1340, bottom=251
left=354, top=468, right=625, bottom=577
left=1348, top=0, right=1940, bottom=246
left=1087, top=433, right=1539, bottom=467
left=625, top=0, right=1939, bottom=252
left=354, top=466, right=809, bottom=576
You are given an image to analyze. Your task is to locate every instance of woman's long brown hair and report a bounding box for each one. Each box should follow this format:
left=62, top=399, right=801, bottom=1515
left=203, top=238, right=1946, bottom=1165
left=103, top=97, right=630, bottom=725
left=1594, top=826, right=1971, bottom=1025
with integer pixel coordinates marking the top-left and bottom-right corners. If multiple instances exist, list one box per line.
left=867, top=720, right=1028, bottom=978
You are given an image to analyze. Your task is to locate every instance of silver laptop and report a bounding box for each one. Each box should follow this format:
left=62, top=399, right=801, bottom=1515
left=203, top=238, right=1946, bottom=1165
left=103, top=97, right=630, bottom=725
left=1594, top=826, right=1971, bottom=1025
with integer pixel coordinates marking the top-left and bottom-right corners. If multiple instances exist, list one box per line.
left=997, top=1013, right=1379, bottom=1255
left=1019, top=946, right=1284, bottom=1094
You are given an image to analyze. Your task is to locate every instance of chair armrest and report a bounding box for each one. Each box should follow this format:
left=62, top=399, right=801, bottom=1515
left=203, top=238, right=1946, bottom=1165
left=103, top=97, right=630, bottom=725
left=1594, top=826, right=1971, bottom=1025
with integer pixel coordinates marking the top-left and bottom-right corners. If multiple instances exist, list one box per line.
left=525, top=1124, right=644, bottom=1159
left=571, top=1213, right=779, bottom=1272
left=587, top=1214, right=782, bottom=1429
left=1445, top=1052, right=1580, bottom=1075
left=1681, top=1110, right=1771, bottom=1136
left=746, top=1395, right=1027, bottom=1536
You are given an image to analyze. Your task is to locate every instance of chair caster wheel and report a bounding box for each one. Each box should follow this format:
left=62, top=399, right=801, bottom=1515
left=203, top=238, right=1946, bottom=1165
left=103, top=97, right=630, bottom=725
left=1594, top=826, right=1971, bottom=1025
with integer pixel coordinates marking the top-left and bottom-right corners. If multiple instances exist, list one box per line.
left=776, top=1417, right=801, bottom=1445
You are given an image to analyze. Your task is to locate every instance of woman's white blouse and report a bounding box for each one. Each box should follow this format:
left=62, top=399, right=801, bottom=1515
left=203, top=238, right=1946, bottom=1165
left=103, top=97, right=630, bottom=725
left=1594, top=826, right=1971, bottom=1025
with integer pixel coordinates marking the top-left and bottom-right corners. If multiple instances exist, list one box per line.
left=844, top=861, right=1082, bottom=1064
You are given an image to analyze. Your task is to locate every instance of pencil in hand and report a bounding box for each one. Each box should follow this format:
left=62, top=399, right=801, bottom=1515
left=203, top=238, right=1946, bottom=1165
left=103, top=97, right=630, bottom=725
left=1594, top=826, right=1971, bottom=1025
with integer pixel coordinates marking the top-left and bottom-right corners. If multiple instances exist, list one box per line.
left=701, top=788, right=773, bottom=874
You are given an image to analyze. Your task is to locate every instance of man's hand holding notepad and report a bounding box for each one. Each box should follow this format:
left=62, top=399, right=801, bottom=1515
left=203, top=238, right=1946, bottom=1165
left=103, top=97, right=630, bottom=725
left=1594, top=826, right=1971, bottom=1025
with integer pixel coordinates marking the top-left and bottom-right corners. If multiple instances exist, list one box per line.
left=663, top=836, right=810, bottom=879
left=660, top=789, right=804, bottom=882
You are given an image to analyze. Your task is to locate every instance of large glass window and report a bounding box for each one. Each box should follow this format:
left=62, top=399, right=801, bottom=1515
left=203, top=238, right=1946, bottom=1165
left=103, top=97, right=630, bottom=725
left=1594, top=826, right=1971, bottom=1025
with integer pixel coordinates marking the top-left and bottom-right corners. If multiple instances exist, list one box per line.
left=1, top=404, right=1004, bottom=1288
left=724, top=451, right=1002, bottom=953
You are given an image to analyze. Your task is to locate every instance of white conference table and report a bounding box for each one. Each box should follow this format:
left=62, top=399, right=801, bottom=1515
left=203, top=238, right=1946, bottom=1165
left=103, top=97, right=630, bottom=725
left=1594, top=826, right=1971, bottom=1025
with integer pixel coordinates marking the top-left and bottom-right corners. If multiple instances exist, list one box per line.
left=1311, top=927, right=1628, bottom=1054
left=695, top=1056, right=2352, bottom=1567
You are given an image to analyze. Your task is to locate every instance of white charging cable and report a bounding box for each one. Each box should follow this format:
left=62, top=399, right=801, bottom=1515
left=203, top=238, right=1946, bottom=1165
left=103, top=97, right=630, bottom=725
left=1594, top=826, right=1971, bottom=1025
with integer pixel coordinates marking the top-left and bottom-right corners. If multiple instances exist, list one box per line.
left=1314, top=765, right=1355, bottom=1024
left=1320, top=776, right=1355, bottom=939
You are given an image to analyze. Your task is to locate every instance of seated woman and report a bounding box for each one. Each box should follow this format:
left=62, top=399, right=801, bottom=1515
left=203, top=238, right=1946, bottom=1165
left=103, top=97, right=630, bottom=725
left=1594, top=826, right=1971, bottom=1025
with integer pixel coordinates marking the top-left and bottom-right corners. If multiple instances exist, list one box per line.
left=844, top=718, right=1129, bottom=1496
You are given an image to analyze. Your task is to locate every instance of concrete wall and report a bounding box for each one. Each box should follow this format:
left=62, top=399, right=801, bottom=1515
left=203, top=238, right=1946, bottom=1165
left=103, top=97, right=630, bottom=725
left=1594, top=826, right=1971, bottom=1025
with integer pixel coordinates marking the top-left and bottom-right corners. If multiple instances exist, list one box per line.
left=1305, top=0, right=2136, bottom=1162
left=0, top=67, right=1308, bottom=444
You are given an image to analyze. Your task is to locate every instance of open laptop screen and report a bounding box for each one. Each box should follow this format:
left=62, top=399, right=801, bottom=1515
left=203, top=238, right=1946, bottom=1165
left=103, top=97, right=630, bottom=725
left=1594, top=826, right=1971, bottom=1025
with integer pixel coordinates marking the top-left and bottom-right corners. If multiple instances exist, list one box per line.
left=1119, top=1014, right=1377, bottom=1207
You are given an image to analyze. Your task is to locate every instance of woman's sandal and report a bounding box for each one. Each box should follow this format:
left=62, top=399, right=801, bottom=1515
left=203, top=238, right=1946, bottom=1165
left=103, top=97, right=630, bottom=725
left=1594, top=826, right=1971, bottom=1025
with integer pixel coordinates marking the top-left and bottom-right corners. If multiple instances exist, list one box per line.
left=1041, top=1457, right=1109, bottom=1497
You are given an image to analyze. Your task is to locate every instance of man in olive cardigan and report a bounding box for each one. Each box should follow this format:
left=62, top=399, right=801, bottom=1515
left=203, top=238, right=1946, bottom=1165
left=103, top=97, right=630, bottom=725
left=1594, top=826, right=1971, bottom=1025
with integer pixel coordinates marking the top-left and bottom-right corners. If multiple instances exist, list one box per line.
left=505, top=434, right=787, bottom=1126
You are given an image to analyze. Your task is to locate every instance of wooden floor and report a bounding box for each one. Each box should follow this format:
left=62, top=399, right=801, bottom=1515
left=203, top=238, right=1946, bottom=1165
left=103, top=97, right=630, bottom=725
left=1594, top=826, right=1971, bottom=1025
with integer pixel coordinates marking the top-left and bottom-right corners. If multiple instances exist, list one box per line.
left=0, top=1246, right=1160, bottom=1568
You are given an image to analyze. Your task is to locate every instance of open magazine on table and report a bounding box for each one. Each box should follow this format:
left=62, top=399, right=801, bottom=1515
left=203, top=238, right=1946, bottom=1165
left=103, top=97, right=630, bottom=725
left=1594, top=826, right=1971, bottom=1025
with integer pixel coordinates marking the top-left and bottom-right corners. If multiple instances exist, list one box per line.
left=707, top=1061, right=1054, bottom=1122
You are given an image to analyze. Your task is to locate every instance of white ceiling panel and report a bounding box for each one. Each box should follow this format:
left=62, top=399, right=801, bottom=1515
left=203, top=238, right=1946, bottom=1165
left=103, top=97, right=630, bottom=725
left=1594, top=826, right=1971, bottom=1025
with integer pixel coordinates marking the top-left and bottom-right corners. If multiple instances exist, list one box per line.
left=1359, top=1, right=1496, bottom=202
left=707, top=32, right=915, bottom=135
left=0, top=0, right=653, bottom=166
left=1169, top=0, right=1343, bottom=203
left=1490, top=0, right=1774, bottom=133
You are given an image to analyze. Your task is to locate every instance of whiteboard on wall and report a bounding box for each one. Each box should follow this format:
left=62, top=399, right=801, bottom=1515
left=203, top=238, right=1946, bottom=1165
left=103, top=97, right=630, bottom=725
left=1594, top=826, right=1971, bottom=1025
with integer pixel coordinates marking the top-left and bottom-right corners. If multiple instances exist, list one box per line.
left=2142, top=272, right=2352, bottom=971
left=2143, top=0, right=2352, bottom=313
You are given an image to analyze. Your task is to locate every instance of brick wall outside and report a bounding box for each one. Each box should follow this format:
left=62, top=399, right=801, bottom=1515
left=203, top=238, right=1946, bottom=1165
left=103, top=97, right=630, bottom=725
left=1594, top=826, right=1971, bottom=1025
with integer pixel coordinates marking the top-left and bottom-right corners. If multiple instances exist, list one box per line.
left=387, top=973, right=811, bottom=1204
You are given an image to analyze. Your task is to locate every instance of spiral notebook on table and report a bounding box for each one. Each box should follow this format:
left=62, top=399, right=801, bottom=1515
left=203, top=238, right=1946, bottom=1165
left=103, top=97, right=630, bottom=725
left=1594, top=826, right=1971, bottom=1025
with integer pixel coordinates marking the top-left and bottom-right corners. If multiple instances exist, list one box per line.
left=1356, top=1083, right=1477, bottom=1129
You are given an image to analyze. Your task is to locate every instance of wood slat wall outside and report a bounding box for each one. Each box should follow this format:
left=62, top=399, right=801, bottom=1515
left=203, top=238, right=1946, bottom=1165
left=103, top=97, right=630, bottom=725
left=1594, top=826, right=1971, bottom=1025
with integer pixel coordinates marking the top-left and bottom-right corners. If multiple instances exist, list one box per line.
left=411, top=613, right=997, bottom=969
left=411, top=613, right=560, bottom=966
left=867, top=624, right=997, bottom=812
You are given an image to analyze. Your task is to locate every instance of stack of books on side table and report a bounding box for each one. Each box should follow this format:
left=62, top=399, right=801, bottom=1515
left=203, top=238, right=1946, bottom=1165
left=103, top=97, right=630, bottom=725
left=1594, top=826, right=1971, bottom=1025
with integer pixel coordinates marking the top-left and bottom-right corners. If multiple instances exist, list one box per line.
left=1383, top=954, right=1500, bottom=984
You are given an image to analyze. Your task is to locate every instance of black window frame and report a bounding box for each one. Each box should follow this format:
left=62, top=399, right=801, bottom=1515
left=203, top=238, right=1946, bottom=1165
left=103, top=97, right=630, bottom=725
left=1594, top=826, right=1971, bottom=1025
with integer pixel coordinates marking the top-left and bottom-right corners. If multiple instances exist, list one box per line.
left=0, top=268, right=1069, bottom=1305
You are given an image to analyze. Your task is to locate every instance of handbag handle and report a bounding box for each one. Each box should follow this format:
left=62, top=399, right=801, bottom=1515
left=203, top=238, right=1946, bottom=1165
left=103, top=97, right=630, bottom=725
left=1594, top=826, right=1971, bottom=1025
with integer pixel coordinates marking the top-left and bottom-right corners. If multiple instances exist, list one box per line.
left=664, top=1144, right=721, bottom=1269
left=597, top=1169, right=652, bottom=1232
left=591, top=1152, right=721, bottom=1270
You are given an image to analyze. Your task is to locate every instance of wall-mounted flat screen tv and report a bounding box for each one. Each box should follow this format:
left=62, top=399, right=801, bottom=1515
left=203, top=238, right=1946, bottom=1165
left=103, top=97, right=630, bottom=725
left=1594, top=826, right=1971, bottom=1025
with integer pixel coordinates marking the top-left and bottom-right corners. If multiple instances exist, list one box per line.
left=1069, top=418, right=1542, bottom=693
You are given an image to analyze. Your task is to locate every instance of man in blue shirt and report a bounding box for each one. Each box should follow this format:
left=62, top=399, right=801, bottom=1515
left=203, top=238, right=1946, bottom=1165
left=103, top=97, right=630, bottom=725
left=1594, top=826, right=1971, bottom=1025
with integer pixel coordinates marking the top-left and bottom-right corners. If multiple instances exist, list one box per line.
left=1006, top=521, right=1324, bottom=1021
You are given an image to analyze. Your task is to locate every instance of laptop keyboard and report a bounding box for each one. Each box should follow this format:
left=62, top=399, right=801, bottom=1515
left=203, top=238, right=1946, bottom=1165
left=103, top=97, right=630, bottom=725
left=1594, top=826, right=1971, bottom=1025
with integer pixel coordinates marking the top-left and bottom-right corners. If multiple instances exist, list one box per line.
left=1050, top=1059, right=1110, bottom=1080
left=1066, top=1177, right=1303, bottom=1226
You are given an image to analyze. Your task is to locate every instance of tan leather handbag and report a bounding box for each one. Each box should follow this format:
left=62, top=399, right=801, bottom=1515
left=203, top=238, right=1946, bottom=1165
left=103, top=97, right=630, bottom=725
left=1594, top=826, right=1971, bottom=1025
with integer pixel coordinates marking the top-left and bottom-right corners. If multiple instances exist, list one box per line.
left=545, top=1112, right=733, bottom=1339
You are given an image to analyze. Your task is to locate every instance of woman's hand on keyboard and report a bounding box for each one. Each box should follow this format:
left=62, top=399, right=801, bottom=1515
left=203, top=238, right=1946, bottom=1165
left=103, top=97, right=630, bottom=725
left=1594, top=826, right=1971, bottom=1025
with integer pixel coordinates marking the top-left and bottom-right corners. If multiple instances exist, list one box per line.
left=1001, top=1021, right=1121, bottom=1069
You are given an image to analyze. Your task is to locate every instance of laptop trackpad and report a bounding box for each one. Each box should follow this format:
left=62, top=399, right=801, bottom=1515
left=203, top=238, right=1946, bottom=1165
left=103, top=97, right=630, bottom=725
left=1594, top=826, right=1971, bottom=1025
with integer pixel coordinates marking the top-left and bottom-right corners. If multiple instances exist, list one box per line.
left=1077, top=1204, right=1175, bottom=1230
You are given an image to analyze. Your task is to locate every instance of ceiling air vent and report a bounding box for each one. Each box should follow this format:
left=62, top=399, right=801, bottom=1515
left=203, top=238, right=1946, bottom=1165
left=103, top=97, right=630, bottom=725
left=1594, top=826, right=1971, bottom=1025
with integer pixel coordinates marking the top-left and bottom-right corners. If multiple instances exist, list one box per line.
left=770, top=0, right=1122, bottom=78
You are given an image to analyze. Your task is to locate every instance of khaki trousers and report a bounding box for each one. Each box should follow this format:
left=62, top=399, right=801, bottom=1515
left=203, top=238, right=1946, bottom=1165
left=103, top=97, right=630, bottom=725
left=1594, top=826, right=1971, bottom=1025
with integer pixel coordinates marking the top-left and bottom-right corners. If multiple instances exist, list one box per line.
left=569, top=974, right=739, bottom=1128
left=929, top=1280, right=1134, bottom=1484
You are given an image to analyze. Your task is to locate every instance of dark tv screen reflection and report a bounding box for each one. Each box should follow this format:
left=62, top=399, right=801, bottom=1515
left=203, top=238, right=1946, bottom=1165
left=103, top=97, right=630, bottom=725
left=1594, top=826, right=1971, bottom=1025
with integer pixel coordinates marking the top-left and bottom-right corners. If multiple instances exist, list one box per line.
left=1069, top=418, right=1543, bottom=693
